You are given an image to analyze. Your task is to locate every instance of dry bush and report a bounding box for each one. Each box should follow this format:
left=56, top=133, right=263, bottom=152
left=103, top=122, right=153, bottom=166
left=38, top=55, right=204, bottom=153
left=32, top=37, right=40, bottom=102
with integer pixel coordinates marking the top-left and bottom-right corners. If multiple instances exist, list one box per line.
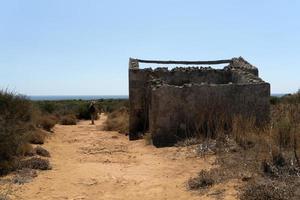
left=185, top=93, right=300, bottom=198
left=60, top=114, right=77, bottom=125
left=104, top=107, right=129, bottom=134
left=19, top=157, right=51, bottom=170
left=188, top=170, right=215, bottom=190
left=38, top=115, right=56, bottom=131
left=27, top=129, right=47, bottom=144
left=270, top=103, right=300, bottom=166
left=0, top=91, right=35, bottom=175
left=16, top=143, right=34, bottom=157
left=241, top=180, right=293, bottom=200
left=34, top=146, right=50, bottom=157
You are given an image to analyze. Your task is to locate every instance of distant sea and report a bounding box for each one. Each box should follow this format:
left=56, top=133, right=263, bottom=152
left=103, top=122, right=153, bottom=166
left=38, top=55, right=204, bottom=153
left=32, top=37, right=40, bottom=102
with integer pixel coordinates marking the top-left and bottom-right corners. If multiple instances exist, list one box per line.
left=29, top=95, right=128, bottom=101
left=272, top=93, right=287, bottom=97
left=29, top=94, right=286, bottom=101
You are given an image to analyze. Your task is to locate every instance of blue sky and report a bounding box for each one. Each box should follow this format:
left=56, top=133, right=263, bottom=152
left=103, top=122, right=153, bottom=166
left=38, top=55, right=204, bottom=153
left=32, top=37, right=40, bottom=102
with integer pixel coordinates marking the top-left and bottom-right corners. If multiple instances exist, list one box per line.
left=0, top=0, right=299, bottom=95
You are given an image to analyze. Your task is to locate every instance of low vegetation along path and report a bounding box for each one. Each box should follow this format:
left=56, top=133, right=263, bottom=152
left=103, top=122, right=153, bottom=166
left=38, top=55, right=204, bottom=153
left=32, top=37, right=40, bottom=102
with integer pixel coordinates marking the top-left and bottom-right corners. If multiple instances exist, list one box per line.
left=13, top=115, right=233, bottom=200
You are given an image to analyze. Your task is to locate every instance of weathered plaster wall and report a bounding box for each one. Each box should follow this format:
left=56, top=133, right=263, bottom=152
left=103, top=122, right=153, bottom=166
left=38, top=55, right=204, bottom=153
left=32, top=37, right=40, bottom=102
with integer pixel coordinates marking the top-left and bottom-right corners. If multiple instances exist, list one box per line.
left=149, top=83, right=270, bottom=147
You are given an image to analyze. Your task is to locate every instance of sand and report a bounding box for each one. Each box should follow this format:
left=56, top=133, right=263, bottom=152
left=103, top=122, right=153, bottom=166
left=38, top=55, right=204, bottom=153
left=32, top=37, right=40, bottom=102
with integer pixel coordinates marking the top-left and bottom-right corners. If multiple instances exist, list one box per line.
left=6, top=115, right=238, bottom=200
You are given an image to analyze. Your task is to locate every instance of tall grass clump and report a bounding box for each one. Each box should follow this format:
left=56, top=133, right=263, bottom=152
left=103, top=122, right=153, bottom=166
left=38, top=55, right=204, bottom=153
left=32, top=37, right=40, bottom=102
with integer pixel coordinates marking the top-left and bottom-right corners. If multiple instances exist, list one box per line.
left=186, top=91, right=300, bottom=199
left=270, top=101, right=300, bottom=165
left=0, top=91, right=35, bottom=174
left=104, top=107, right=129, bottom=134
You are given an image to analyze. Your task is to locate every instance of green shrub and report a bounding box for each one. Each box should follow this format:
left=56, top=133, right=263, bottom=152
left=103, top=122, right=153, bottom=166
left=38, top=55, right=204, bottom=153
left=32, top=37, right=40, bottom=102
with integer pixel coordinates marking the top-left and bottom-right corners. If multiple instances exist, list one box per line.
left=38, top=101, right=57, bottom=114
left=33, top=99, right=128, bottom=121
left=77, top=103, right=93, bottom=120
left=270, top=96, right=281, bottom=105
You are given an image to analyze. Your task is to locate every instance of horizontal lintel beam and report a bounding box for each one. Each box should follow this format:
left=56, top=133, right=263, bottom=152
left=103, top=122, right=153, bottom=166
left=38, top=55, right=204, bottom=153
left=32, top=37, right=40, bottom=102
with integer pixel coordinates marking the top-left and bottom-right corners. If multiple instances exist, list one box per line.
left=136, top=59, right=232, bottom=65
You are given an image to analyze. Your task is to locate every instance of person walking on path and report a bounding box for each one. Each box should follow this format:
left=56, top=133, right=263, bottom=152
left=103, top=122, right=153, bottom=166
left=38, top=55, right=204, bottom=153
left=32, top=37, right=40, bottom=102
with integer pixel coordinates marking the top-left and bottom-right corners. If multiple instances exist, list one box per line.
left=89, top=101, right=98, bottom=125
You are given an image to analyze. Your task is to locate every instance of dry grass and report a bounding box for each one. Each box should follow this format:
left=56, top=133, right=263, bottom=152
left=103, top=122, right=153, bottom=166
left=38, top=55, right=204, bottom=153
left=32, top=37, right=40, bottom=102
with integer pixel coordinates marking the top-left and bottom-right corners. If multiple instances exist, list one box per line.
left=103, top=107, right=129, bottom=134
left=186, top=92, right=300, bottom=199
left=143, top=132, right=152, bottom=145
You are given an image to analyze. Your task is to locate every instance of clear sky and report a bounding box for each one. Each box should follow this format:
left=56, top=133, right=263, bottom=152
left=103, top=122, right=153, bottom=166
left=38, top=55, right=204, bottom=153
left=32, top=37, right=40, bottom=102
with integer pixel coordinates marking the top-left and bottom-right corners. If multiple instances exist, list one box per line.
left=0, top=0, right=299, bottom=95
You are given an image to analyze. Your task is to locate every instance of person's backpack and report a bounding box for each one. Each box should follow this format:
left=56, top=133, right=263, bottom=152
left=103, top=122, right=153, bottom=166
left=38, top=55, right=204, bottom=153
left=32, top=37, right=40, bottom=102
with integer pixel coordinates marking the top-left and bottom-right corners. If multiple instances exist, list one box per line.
left=89, top=104, right=96, bottom=113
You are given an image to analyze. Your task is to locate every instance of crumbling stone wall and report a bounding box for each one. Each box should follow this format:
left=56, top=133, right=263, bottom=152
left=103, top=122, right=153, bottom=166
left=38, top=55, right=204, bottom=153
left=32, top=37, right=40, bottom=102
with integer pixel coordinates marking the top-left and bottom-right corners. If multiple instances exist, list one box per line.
left=129, top=57, right=270, bottom=146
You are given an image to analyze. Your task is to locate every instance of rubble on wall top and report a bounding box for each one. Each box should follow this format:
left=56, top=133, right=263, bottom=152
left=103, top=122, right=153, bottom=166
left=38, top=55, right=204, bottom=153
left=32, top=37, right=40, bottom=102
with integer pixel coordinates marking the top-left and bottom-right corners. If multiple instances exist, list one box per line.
left=130, top=56, right=258, bottom=72
left=151, top=80, right=267, bottom=90
left=229, top=57, right=257, bottom=70
left=139, top=66, right=225, bottom=73
left=233, top=67, right=264, bottom=83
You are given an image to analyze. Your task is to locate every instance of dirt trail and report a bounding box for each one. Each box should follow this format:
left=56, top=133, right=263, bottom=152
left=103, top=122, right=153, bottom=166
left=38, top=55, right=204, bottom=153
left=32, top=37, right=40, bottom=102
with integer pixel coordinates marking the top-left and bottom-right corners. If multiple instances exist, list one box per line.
left=9, top=115, right=238, bottom=200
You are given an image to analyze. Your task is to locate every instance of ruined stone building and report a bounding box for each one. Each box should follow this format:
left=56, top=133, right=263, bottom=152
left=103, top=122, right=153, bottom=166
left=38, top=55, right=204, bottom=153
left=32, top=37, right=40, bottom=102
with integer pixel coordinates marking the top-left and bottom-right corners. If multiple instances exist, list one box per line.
left=129, top=57, right=270, bottom=147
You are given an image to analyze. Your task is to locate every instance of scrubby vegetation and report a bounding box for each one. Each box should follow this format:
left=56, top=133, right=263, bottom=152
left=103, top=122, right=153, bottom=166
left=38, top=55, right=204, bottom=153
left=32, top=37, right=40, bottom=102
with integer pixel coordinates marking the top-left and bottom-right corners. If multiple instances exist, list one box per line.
left=27, top=129, right=48, bottom=145
left=33, top=99, right=129, bottom=127
left=0, top=91, right=37, bottom=175
left=188, top=170, right=214, bottom=190
left=19, top=157, right=51, bottom=170
left=34, top=99, right=128, bottom=118
left=103, top=107, right=129, bottom=134
left=0, top=91, right=128, bottom=175
left=34, top=146, right=50, bottom=157
left=186, top=92, right=300, bottom=199
left=241, top=180, right=293, bottom=200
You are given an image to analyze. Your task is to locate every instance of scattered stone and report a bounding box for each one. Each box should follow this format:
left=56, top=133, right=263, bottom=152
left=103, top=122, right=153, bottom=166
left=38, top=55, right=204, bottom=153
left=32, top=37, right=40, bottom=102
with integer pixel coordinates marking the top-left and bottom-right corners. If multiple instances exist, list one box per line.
left=12, top=169, right=37, bottom=184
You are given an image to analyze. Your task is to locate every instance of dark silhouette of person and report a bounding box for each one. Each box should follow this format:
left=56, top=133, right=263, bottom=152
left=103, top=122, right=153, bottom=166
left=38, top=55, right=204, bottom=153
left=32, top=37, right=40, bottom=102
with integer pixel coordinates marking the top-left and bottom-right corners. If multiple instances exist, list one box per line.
left=89, top=101, right=97, bottom=125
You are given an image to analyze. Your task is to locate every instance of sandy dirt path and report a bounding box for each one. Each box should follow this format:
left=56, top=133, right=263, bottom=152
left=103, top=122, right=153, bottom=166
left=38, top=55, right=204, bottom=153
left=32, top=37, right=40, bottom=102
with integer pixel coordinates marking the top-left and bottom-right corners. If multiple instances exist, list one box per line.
left=9, top=115, right=237, bottom=200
